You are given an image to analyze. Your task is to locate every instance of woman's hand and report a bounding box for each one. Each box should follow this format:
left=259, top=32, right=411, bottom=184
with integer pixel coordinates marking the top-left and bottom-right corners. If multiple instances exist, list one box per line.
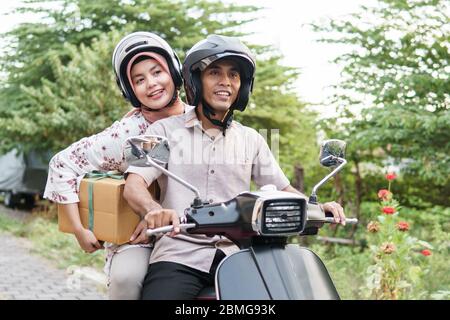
left=74, top=228, right=104, bottom=253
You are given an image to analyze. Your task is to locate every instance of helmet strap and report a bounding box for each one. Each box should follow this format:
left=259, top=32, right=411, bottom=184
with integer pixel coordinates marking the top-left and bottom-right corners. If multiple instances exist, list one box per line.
left=200, top=99, right=234, bottom=136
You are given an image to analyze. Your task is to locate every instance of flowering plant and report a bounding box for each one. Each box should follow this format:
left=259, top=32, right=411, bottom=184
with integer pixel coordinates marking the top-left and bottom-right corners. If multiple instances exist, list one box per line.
left=363, top=171, right=432, bottom=299
left=385, top=172, right=397, bottom=181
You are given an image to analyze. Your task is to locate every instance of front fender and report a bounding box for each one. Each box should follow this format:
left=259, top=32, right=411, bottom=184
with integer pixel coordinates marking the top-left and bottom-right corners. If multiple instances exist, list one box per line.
left=215, top=244, right=339, bottom=300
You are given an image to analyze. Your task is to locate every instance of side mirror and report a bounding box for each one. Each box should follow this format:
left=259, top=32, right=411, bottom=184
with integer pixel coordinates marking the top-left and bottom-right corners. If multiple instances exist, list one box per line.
left=319, top=139, right=346, bottom=167
left=310, top=139, right=347, bottom=204
left=125, top=135, right=204, bottom=207
left=125, top=135, right=170, bottom=167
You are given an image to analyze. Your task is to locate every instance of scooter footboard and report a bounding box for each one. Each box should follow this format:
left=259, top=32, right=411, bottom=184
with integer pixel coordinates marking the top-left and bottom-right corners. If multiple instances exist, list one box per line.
left=215, top=245, right=339, bottom=300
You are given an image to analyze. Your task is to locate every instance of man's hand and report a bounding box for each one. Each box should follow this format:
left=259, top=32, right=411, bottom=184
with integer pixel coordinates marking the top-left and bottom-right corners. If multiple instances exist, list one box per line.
left=145, top=209, right=180, bottom=237
left=322, top=201, right=346, bottom=226
left=129, top=219, right=150, bottom=244
left=74, top=228, right=104, bottom=253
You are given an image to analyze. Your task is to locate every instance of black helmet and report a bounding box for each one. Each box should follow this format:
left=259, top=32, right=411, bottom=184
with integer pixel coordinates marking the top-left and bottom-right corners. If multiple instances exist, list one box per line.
left=182, top=34, right=256, bottom=112
left=112, top=32, right=182, bottom=108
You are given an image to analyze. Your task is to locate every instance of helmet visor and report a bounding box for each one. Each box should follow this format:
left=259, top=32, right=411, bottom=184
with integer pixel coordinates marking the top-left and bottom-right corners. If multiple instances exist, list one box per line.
left=191, top=52, right=255, bottom=77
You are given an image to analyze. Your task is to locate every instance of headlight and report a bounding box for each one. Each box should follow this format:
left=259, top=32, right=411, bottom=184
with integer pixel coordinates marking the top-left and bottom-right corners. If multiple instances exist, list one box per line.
left=252, top=197, right=306, bottom=236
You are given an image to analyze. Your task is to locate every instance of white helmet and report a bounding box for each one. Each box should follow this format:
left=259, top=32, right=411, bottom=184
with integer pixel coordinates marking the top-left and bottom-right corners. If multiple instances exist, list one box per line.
left=112, top=32, right=182, bottom=107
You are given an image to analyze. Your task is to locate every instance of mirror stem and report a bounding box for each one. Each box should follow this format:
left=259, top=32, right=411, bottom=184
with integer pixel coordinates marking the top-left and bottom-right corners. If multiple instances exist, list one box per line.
left=309, top=157, right=347, bottom=204
left=145, top=155, right=203, bottom=204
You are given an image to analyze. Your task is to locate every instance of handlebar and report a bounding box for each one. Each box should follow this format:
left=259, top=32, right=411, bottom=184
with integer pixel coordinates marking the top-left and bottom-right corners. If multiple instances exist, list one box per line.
left=145, top=218, right=358, bottom=238
left=323, top=217, right=358, bottom=225
left=146, top=223, right=196, bottom=237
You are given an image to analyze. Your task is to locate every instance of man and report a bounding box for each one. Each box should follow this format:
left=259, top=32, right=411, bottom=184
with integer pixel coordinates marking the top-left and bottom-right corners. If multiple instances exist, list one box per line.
left=123, top=35, right=346, bottom=300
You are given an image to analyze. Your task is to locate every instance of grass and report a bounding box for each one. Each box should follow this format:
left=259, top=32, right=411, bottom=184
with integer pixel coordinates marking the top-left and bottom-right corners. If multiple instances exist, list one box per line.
left=0, top=208, right=105, bottom=271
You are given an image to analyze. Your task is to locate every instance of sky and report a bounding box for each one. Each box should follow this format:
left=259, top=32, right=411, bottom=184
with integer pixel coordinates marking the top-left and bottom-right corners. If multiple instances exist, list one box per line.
left=237, top=0, right=370, bottom=106
left=0, top=0, right=373, bottom=115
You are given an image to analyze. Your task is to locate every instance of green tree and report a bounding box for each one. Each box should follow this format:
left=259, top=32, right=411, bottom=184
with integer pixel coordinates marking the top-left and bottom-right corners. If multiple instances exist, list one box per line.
left=312, top=0, right=450, bottom=199
left=0, top=0, right=257, bottom=90
left=0, top=0, right=318, bottom=183
left=0, top=0, right=260, bottom=153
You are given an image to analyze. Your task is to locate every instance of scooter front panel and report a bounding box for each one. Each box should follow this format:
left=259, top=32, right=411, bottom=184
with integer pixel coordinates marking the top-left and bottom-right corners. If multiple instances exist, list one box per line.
left=215, top=250, right=271, bottom=300
left=215, top=245, right=340, bottom=300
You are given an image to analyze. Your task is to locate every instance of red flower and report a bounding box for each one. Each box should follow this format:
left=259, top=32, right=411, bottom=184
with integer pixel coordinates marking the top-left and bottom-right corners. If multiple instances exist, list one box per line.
left=421, top=249, right=432, bottom=256
left=382, top=206, right=396, bottom=214
left=386, top=172, right=397, bottom=180
left=396, top=221, right=410, bottom=231
left=378, top=189, right=392, bottom=201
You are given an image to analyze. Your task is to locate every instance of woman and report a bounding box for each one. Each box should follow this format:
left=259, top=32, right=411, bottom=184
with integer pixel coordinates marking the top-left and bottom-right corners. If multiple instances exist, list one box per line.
left=44, top=32, right=190, bottom=299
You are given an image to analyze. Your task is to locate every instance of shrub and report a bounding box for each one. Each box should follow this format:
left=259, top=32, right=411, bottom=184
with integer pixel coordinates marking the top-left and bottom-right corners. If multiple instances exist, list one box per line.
left=361, top=172, right=432, bottom=299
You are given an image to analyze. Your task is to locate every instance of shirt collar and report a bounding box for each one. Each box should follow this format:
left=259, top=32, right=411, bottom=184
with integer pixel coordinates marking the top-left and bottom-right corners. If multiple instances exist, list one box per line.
left=184, top=107, right=237, bottom=130
left=184, top=107, right=200, bottom=128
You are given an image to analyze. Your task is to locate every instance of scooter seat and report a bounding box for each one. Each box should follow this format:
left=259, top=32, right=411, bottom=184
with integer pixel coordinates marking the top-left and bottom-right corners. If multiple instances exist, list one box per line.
left=196, top=286, right=216, bottom=300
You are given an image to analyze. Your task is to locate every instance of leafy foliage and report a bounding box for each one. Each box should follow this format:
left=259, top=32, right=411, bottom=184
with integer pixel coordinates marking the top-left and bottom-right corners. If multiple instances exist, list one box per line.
left=0, top=0, right=318, bottom=183
left=312, top=0, right=450, bottom=190
left=317, top=172, right=449, bottom=300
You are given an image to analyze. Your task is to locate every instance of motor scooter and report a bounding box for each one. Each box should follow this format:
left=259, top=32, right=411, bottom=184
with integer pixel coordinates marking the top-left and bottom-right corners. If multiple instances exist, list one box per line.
left=125, top=136, right=357, bottom=300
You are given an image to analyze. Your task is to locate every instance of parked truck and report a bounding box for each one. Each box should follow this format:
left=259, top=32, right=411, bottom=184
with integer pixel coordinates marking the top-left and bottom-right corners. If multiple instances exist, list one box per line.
left=0, top=149, right=52, bottom=209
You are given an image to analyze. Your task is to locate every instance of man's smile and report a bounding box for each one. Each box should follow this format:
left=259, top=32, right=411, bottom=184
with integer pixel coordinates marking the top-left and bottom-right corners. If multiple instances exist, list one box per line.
left=214, top=90, right=231, bottom=96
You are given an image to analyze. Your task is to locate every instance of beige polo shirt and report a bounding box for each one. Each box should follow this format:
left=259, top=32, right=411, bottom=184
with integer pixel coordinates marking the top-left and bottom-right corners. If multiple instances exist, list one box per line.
left=126, top=107, right=290, bottom=273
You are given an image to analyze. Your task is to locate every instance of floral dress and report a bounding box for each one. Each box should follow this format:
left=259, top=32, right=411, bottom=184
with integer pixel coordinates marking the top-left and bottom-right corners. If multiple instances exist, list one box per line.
left=43, top=111, right=153, bottom=284
left=44, top=112, right=151, bottom=203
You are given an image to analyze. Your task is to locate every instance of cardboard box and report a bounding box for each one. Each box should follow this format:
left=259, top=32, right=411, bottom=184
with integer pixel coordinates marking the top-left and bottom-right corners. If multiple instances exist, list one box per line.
left=58, top=175, right=159, bottom=245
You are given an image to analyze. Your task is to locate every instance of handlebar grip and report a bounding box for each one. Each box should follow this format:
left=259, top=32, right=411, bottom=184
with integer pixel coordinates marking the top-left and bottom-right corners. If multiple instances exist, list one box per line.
left=146, top=223, right=196, bottom=237
left=323, top=217, right=358, bottom=225
left=345, top=218, right=359, bottom=224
